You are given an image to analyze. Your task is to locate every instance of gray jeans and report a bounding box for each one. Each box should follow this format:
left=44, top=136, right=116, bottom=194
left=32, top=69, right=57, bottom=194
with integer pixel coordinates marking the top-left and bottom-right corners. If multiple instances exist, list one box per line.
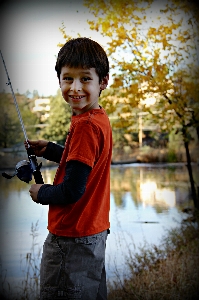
left=40, top=230, right=108, bottom=300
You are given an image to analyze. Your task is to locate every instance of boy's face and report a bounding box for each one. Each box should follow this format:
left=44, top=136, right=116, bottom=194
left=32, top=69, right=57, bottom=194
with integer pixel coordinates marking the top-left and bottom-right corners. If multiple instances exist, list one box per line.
left=59, top=66, right=109, bottom=115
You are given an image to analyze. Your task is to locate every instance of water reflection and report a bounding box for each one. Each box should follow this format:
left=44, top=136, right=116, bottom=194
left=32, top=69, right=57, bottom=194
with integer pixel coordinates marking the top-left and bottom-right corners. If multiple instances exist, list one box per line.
left=0, top=163, right=197, bottom=287
left=107, top=163, right=197, bottom=280
left=110, top=164, right=195, bottom=212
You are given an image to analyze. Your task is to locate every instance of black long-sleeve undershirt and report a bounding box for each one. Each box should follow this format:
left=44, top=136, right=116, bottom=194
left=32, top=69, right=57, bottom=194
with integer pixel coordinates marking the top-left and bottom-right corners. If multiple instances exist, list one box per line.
left=37, top=142, right=92, bottom=205
left=43, top=141, right=64, bottom=163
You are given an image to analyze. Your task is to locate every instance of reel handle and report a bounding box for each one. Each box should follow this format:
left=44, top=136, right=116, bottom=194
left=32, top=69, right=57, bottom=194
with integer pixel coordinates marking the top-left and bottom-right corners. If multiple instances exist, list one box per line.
left=27, top=147, right=44, bottom=184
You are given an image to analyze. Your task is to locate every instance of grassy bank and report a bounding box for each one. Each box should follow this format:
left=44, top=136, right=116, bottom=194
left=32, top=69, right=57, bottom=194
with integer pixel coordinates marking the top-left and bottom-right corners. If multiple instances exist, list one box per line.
left=108, top=210, right=199, bottom=300
left=1, top=212, right=198, bottom=300
left=112, top=143, right=199, bottom=164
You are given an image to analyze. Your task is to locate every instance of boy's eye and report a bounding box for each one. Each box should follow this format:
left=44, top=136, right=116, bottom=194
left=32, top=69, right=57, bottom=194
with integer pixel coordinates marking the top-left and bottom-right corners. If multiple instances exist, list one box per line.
left=81, top=77, right=91, bottom=82
left=63, top=77, right=73, bottom=81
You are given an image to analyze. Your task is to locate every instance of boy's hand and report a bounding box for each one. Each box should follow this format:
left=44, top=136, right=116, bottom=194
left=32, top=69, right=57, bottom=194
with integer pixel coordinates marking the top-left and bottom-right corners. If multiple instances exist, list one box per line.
left=24, top=139, right=48, bottom=157
left=29, top=184, right=43, bottom=202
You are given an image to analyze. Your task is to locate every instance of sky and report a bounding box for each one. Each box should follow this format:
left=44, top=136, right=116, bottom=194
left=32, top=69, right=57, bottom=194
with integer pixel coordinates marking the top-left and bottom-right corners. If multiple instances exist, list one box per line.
left=1, top=0, right=198, bottom=98
left=0, top=0, right=109, bottom=97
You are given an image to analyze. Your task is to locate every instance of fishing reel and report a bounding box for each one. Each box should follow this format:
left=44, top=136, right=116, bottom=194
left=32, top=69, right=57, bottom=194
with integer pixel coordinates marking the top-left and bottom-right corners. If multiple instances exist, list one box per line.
left=2, top=160, right=33, bottom=183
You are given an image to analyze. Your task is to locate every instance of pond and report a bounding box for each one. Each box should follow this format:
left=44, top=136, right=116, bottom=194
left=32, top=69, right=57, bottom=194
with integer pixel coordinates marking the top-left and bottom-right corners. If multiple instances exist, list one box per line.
left=0, top=162, right=198, bottom=291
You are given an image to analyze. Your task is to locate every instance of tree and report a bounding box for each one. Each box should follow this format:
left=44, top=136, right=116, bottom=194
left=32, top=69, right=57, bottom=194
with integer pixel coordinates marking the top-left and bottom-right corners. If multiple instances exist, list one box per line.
left=0, top=92, right=38, bottom=148
left=41, top=89, right=71, bottom=145
left=83, top=0, right=199, bottom=208
left=18, top=93, right=40, bottom=139
left=0, top=96, right=21, bottom=147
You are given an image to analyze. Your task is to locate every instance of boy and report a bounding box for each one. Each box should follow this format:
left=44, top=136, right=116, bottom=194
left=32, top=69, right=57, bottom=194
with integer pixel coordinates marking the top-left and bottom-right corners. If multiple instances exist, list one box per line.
left=26, top=37, right=112, bottom=300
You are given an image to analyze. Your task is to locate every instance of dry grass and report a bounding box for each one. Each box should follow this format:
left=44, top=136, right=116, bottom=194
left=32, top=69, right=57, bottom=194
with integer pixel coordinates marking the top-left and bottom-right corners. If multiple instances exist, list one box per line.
left=0, top=221, right=41, bottom=300
left=108, top=210, right=199, bottom=300
left=1, top=214, right=199, bottom=300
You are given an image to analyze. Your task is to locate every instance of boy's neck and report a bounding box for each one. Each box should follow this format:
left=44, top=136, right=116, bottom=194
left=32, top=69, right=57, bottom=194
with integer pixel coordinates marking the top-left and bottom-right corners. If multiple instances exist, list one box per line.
left=72, top=104, right=101, bottom=116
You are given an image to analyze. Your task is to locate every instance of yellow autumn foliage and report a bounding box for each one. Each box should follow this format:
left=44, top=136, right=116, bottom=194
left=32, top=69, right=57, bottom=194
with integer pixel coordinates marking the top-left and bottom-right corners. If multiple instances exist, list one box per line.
left=83, top=0, right=199, bottom=137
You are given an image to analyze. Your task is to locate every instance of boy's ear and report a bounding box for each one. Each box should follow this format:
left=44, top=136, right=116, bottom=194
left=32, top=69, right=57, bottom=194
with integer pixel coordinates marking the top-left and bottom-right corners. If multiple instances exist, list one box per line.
left=100, top=74, right=109, bottom=90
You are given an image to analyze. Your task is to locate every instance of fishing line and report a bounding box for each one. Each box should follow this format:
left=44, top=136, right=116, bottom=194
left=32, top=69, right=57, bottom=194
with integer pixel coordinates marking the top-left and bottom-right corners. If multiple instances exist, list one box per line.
left=0, top=50, right=29, bottom=143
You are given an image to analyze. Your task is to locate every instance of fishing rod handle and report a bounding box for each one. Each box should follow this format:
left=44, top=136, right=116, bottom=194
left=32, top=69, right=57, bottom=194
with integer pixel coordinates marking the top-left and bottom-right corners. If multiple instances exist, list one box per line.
left=33, top=169, right=44, bottom=184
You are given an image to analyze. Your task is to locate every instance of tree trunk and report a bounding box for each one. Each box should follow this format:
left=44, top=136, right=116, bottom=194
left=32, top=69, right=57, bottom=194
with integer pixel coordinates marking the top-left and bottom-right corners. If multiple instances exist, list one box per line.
left=183, top=137, right=199, bottom=209
left=196, top=126, right=199, bottom=142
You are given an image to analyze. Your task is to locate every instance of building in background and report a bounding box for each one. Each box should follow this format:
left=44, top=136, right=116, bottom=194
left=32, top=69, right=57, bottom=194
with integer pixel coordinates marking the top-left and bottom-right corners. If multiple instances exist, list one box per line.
left=32, top=98, right=50, bottom=122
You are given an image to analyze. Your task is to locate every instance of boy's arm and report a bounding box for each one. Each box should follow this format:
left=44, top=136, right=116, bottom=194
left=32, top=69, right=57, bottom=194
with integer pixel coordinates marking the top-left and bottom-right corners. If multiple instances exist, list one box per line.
left=36, top=160, right=92, bottom=205
left=43, top=142, right=64, bottom=163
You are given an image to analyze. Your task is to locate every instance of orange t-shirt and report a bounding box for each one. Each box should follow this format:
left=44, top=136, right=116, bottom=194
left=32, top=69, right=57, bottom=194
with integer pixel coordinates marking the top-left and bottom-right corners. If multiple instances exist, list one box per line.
left=47, top=108, right=112, bottom=237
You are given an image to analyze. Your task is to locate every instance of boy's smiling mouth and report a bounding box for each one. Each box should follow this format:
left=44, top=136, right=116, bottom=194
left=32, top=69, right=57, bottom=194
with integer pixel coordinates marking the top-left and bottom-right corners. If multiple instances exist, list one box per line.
left=69, top=95, right=85, bottom=100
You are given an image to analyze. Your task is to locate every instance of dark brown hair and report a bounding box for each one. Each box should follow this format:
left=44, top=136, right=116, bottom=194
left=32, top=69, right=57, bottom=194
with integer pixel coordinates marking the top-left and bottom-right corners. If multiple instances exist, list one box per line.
left=55, top=37, right=109, bottom=82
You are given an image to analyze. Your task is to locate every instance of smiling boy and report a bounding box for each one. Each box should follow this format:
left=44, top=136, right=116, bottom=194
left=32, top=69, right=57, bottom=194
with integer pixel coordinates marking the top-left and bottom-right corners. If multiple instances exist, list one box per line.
left=26, top=38, right=112, bottom=299
left=60, top=67, right=105, bottom=114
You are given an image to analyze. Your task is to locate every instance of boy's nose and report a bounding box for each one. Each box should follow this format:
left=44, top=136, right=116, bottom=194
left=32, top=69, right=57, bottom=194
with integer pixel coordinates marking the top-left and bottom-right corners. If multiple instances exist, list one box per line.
left=70, top=79, right=82, bottom=92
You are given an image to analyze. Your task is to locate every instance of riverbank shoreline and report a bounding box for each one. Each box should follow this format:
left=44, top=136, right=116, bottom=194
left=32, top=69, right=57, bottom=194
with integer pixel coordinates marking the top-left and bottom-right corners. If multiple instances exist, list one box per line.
left=0, top=147, right=198, bottom=171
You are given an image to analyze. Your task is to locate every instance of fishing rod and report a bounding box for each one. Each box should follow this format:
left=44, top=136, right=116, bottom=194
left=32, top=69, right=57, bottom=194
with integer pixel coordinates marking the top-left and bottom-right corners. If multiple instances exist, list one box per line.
left=0, top=50, right=44, bottom=184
